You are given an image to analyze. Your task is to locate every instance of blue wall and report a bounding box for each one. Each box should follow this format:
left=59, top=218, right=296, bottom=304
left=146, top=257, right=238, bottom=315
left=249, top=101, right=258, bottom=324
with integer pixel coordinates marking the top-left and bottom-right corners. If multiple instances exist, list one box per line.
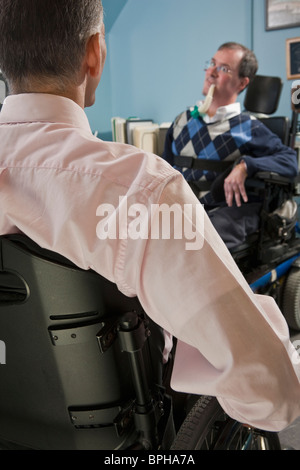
left=253, top=0, right=300, bottom=119
left=85, top=0, right=300, bottom=140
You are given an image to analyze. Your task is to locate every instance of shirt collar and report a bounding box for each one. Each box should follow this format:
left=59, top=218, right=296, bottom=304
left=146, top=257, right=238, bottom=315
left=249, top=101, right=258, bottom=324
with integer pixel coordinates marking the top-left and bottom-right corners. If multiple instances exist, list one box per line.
left=0, top=93, right=92, bottom=132
left=195, top=102, right=241, bottom=124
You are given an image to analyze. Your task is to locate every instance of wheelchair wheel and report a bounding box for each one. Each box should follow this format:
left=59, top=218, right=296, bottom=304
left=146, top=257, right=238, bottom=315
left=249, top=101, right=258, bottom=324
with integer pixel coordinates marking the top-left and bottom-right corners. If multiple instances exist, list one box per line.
left=282, top=267, right=300, bottom=331
left=171, top=395, right=281, bottom=450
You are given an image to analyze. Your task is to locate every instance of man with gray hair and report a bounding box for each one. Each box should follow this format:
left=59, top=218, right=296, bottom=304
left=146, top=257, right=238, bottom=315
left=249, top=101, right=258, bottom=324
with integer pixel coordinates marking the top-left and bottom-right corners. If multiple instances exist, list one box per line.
left=0, top=0, right=299, bottom=436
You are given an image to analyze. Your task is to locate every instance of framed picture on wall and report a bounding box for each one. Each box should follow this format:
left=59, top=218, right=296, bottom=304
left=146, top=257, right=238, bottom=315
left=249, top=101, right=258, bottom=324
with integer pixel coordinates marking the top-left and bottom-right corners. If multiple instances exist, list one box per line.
left=286, top=37, right=300, bottom=80
left=266, top=0, right=300, bottom=31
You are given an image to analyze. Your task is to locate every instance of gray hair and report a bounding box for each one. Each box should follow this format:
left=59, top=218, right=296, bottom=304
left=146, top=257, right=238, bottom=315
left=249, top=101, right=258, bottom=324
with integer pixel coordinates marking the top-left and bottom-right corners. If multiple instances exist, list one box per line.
left=0, top=0, right=104, bottom=91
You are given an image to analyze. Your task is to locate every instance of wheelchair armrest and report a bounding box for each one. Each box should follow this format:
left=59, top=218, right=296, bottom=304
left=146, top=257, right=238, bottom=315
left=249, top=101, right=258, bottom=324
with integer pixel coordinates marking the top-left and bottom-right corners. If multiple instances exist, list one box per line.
left=253, top=171, right=293, bottom=185
left=209, top=169, right=298, bottom=203
left=245, top=172, right=297, bottom=191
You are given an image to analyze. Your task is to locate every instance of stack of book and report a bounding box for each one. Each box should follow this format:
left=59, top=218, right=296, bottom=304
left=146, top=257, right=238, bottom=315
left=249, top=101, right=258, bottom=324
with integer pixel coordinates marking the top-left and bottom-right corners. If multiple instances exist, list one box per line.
left=111, top=117, right=171, bottom=156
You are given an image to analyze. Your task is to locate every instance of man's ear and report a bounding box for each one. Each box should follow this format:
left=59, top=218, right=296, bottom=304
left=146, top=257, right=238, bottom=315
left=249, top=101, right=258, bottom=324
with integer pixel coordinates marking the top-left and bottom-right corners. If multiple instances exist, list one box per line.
left=85, top=33, right=101, bottom=78
left=239, top=76, right=250, bottom=94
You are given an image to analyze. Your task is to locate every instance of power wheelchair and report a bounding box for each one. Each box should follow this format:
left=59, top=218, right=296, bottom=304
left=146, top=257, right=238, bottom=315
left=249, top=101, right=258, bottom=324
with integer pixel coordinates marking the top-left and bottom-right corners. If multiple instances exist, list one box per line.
left=0, top=234, right=281, bottom=450
left=0, top=75, right=293, bottom=451
left=230, top=79, right=300, bottom=333
left=174, top=75, right=300, bottom=332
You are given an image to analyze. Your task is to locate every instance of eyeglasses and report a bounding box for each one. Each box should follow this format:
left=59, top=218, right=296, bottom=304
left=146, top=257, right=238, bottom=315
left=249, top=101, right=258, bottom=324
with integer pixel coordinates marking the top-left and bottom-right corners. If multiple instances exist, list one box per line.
left=204, top=60, right=232, bottom=75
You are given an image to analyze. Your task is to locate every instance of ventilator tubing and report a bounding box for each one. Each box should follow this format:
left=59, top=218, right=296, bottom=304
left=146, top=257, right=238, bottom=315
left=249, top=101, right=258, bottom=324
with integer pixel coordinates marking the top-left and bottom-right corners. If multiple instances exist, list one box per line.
left=198, top=84, right=215, bottom=113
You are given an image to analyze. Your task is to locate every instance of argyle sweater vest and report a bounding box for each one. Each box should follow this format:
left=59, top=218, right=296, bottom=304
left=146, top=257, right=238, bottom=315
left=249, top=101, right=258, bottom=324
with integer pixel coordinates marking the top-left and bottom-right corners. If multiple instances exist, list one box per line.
left=171, top=109, right=260, bottom=183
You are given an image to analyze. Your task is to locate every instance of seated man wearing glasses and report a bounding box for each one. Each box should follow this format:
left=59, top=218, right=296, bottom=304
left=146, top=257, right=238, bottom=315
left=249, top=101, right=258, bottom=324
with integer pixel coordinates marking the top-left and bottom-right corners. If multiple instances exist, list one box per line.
left=163, top=42, right=298, bottom=249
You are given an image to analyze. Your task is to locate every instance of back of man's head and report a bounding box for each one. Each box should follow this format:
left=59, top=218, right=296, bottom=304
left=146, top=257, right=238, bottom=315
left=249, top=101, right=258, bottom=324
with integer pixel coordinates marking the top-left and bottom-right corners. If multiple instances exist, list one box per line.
left=0, top=0, right=103, bottom=92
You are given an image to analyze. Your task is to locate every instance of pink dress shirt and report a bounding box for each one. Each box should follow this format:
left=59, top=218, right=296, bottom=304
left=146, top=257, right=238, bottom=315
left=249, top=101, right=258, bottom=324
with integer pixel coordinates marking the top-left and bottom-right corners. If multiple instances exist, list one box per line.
left=0, top=93, right=299, bottom=432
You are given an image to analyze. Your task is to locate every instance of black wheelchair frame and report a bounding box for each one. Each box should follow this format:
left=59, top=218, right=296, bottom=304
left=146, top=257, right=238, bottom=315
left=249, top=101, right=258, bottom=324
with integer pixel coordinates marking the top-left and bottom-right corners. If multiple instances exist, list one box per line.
left=230, top=171, right=300, bottom=332
left=0, top=234, right=281, bottom=450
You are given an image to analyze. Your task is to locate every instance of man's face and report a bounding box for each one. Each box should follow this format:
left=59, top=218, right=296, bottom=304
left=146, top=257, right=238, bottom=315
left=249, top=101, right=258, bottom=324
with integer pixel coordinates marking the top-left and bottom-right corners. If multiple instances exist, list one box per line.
left=202, top=47, right=248, bottom=108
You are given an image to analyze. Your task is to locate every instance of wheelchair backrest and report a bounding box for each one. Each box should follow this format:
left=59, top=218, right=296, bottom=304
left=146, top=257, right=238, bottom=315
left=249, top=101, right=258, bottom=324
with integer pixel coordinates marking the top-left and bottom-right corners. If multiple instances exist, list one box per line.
left=0, top=234, right=165, bottom=450
left=258, top=116, right=290, bottom=146
left=244, top=75, right=291, bottom=147
left=244, top=75, right=283, bottom=115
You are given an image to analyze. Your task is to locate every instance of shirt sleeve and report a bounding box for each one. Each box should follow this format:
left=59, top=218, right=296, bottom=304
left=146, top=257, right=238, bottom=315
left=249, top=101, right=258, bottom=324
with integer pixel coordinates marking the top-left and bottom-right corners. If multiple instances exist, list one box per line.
left=125, top=173, right=300, bottom=432
left=241, top=120, right=298, bottom=179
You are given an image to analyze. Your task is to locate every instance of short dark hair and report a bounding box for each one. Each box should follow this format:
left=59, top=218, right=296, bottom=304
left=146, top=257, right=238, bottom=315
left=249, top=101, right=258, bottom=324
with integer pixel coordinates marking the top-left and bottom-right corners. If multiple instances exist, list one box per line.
left=0, top=0, right=103, bottom=90
left=218, top=42, right=258, bottom=82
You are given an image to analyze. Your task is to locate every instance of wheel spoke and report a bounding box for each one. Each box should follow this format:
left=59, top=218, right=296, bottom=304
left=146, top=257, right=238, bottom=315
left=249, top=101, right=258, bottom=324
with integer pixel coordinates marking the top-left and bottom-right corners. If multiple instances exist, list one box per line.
left=171, top=396, right=281, bottom=450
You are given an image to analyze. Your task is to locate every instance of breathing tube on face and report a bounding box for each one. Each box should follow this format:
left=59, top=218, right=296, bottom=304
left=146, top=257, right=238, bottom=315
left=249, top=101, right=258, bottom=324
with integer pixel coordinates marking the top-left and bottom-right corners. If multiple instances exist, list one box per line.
left=190, top=84, right=215, bottom=119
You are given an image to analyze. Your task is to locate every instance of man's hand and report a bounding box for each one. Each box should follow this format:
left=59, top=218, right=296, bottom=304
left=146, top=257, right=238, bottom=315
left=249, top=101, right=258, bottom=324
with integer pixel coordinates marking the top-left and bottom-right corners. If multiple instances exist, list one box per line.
left=224, top=161, right=248, bottom=207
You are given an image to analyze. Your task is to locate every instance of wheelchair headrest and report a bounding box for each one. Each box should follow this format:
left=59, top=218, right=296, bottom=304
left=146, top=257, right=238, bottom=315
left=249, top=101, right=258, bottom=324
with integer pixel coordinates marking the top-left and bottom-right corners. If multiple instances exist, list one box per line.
left=244, top=75, right=283, bottom=115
